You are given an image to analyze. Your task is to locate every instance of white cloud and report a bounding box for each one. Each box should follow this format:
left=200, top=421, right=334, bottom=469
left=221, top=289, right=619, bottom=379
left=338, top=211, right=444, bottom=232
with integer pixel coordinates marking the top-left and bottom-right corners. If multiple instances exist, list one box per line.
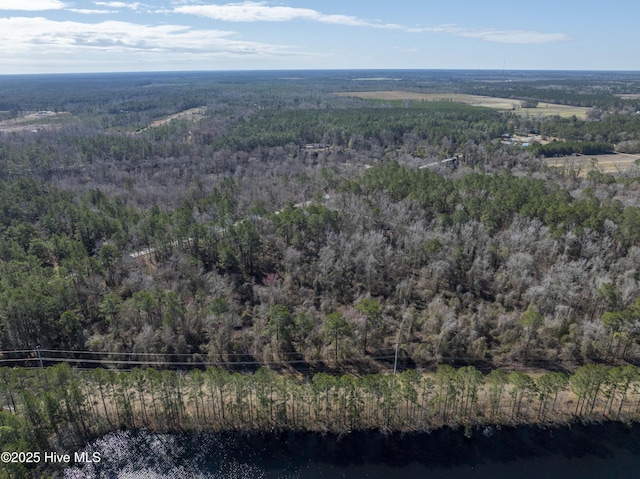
left=175, top=3, right=322, bottom=22
left=69, top=9, right=116, bottom=14
left=174, top=2, right=336, bottom=22
left=93, top=1, right=143, bottom=10
left=428, top=25, right=570, bottom=44
left=174, top=2, right=568, bottom=44
left=0, top=16, right=286, bottom=55
left=0, top=0, right=66, bottom=10
left=173, top=1, right=416, bottom=30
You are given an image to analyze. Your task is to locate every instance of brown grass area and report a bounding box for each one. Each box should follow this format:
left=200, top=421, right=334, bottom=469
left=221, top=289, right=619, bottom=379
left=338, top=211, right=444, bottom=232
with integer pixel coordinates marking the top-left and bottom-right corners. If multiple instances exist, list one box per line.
left=547, top=153, right=640, bottom=174
left=147, top=106, right=206, bottom=129
left=0, top=110, right=71, bottom=133
left=335, top=91, right=590, bottom=118
left=524, top=102, right=590, bottom=119
left=132, top=106, right=207, bottom=134
left=88, top=371, right=627, bottom=434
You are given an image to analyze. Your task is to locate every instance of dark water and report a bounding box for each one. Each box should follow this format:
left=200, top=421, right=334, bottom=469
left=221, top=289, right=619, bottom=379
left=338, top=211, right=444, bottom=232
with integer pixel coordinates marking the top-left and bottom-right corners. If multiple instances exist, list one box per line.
left=63, top=423, right=640, bottom=479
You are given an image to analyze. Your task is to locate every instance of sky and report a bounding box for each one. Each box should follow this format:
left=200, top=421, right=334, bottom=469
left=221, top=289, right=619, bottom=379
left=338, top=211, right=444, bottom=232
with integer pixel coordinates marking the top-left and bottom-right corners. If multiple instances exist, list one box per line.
left=0, top=0, right=638, bottom=74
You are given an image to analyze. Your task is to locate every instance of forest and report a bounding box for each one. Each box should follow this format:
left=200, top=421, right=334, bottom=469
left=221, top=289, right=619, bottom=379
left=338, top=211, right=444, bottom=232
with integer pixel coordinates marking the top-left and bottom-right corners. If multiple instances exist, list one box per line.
left=2, top=69, right=640, bottom=477
left=2, top=363, right=640, bottom=478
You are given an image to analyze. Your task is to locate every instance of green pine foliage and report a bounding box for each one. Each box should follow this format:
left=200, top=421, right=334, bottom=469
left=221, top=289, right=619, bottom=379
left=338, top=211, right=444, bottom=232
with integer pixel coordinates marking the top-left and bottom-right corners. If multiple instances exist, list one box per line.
left=0, top=362, right=638, bottom=478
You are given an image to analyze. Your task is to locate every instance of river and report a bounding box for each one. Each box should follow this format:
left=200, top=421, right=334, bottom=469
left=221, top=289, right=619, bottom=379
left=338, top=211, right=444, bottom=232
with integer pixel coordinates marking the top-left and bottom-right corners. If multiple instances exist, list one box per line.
left=63, top=423, right=640, bottom=478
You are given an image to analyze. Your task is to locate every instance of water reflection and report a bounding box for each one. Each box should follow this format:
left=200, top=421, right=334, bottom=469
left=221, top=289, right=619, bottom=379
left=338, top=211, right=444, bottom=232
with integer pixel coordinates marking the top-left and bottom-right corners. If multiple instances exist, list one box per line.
left=64, top=423, right=640, bottom=479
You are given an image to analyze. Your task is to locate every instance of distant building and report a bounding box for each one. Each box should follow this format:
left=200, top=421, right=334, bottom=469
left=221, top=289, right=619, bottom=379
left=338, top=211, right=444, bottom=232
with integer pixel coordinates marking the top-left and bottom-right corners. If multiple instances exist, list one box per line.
left=305, top=143, right=329, bottom=150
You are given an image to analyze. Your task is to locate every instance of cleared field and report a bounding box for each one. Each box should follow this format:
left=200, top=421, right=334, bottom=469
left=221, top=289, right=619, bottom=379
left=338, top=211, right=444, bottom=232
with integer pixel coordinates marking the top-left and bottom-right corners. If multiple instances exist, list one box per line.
left=547, top=152, right=640, bottom=174
left=522, top=102, right=590, bottom=118
left=0, top=110, right=71, bottom=133
left=615, top=93, right=640, bottom=99
left=143, top=106, right=207, bottom=130
left=336, top=91, right=590, bottom=118
left=131, top=107, right=207, bottom=134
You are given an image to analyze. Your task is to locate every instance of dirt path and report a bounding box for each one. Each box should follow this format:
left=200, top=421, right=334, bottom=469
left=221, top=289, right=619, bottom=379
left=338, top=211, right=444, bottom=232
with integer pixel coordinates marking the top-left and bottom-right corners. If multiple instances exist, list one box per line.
left=134, top=106, right=207, bottom=134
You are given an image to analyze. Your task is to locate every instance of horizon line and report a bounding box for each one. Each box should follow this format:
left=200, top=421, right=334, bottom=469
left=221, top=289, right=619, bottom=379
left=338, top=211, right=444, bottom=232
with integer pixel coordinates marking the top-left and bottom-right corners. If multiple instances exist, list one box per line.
left=1, top=67, right=640, bottom=77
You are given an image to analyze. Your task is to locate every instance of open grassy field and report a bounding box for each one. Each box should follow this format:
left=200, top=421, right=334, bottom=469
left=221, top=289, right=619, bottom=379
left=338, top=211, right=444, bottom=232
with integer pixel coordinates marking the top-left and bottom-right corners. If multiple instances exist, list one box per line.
left=615, top=93, right=640, bottom=99
left=547, top=152, right=640, bottom=174
left=147, top=106, right=206, bottom=128
left=131, top=106, right=207, bottom=134
left=336, top=91, right=590, bottom=118
left=0, top=110, right=72, bottom=133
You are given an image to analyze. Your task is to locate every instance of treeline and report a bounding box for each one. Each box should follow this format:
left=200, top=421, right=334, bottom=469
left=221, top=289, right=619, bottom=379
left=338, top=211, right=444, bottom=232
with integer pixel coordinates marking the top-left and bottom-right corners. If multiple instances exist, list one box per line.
left=528, top=141, right=613, bottom=157
left=352, top=163, right=633, bottom=240
left=514, top=113, right=640, bottom=145
left=6, top=161, right=640, bottom=367
left=215, top=103, right=509, bottom=151
left=0, top=71, right=366, bottom=132
left=0, top=102, right=509, bottom=196
left=1, top=363, right=639, bottom=477
left=0, top=74, right=209, bottom=129
left=4, top=71, right=640, bottom=377
left=462, top=81, right=640, bottom=111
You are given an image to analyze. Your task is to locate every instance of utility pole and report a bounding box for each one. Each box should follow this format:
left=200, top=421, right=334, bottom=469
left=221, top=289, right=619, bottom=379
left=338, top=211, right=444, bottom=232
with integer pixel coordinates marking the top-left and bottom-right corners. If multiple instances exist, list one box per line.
left=35, top=344, right=43, bottom=368
left=393, top=314, right=407, bottom=376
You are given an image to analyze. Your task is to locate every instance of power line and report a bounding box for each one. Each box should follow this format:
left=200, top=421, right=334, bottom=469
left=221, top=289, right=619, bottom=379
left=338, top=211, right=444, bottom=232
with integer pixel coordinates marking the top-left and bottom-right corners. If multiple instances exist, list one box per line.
left=0, top=348, right=398, bottom=370
left=0, top=348, right=41, bottom=354
left=39, top=355, right=395, bottom=366
left=3, top=347, right=398, bottom=358
left=0, top=348, right=575, bottom=374
left=37, top=348, right=399, bottom=357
